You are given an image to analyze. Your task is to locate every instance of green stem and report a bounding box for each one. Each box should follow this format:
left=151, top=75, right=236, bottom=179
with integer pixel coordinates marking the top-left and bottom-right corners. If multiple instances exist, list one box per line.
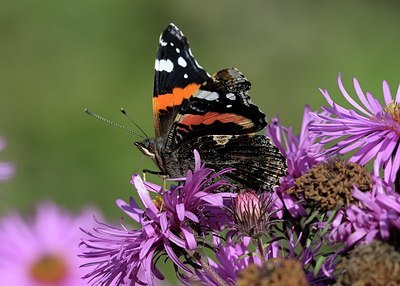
left=256, top=237, right=266, bottom=261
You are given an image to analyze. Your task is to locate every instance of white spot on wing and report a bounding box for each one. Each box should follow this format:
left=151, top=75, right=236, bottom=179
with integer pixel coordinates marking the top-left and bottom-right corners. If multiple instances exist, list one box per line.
left=226, top=104, right=232, bottom=108
left=213, top=135, right=233, bottom=146
left=184, top=74, right=188, bottom=79
left=155, top=59, right=174, bottom=72
left=178, top=57, right=187, bottom=67
left=176, top=48, right=180, bottom=53
left=226, top=93, right=236, bottom=100
left=159, top=35, right=167, bottom=46
left=196, top=90, right=219, bottom=101
left=170, top=42, right=174, bottom=46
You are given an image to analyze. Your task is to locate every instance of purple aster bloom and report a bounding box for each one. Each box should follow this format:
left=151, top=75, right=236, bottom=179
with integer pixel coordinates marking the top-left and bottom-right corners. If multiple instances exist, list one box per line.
left=81, top=150, right=235, bottom=286
left=185, top=230, right=336, bottom=286
left=310, top=73, right=400, bottom=183
left=329, top=175, right=400, bottom=246
left=266, top=105, right=327, bottom=217
left=183, top=234, right=260, bottom=285
left=0, top=137, right=15, bottom=181
left=0, top=202, right=101, bottom=286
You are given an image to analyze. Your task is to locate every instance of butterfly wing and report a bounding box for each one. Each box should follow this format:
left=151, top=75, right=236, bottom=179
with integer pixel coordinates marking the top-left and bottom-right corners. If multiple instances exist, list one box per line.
left=166, top=67, right=267, bottom=149
left=174, top=134, right=287, bottom=192
left=153, top=24, right=209, bottom=139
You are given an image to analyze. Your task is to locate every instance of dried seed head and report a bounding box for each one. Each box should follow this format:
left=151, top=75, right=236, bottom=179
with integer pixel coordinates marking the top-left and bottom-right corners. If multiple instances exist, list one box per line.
left=336, top=240, right=400, bottom=286
left=236, top=259, right=308, bottom=286
left=288, top=158, right=372, bottom=211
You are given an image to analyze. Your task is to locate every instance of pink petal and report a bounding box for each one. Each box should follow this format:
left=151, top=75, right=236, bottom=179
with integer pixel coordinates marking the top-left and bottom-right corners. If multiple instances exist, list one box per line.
left=163, top=238, right=192, bottom=273
left=180, top=226, right=197, bottom=250
left=184, top=211, right=199, bottom=223
left=116, top=198, right=143, bottom=223
left=132, top=175, right=158, bottom=214
left=383, top=80, right=394, bottom=106
left=396, top=84, right=400, bottom=103
left=351, top=77, right=373, bottom=115
left=176, top=203, right=185, bottom=221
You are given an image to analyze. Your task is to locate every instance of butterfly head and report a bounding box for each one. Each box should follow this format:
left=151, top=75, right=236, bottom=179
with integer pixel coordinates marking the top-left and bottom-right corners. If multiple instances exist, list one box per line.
left=134, top=139, right=166, bottom=174
left=135, top=139, right=157, bottom=159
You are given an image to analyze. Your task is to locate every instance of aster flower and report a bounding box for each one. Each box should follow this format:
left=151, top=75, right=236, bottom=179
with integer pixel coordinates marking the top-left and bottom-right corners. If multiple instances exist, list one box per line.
left=0, top=202, right=100, bottom=286
left=183, top=234, right=260, bottom=285
left=0, top=137, right=15, bottom=181
left=310, top=73, right=400, bottom=183
left=328, top=175, right=400, bottom=246
left=186, top=229, right=337, bottom=286
left=81, top=150, right=235, bottom=286
left=267, top=105, right=326, bottom=218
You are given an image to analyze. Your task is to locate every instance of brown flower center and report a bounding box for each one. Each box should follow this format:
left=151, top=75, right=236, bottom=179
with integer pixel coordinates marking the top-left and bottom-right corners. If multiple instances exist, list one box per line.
left=30, top=254, right=68, bottom=284
left=288, top=158, right=372, bottom=211
left=236, top=259, right=308, bottom=286
left=384, top=101, right=400, bottom=124
left=336, top=241, right=400, bottom=286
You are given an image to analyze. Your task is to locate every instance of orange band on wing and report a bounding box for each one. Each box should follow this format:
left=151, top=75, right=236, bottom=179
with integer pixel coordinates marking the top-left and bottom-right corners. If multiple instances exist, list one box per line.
left=153, top=83, right=201, bottom=111
left=180, top=112, right=253, bottom=127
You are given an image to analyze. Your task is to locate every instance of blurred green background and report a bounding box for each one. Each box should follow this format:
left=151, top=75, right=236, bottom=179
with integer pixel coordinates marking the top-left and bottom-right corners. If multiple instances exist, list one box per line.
left=1, top=0, right=399, bottom=227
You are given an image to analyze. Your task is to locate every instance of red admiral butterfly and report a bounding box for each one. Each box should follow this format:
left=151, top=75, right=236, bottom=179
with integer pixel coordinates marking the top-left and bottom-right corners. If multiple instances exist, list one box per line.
left=135, top=23, right=287, bottom=192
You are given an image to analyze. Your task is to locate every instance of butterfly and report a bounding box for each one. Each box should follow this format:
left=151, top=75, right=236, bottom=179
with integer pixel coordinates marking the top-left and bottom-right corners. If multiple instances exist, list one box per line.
left=135, top=23, right=287, bottom=192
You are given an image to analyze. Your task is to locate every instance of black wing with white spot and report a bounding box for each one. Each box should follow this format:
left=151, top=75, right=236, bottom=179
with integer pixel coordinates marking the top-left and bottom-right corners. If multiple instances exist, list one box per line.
left=174, top=134, right=287, bottom=192
left=153, top=24, right=209, bottom=139
left=165, top=68, right=267, bottom=148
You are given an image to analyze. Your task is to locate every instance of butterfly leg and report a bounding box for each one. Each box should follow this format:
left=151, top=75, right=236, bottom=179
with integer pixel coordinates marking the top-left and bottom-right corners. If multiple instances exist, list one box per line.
left=142, top=169, right=164, bottom=181
left=162, top=175, right=167, bottom=192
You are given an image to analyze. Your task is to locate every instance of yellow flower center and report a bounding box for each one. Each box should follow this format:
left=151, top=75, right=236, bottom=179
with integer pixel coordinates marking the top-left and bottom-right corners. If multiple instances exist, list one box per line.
left=384, top=101, right=400, bottom=123
left=153, top=195, right=165, bottom=211
left=30, top=254, right=68, bottom=284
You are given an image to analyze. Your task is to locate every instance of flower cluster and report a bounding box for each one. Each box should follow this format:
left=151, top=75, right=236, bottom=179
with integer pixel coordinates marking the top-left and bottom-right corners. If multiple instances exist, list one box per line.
left=81, top=151, right=235, bottom=285
left=78, top=73, right=400, bottom=285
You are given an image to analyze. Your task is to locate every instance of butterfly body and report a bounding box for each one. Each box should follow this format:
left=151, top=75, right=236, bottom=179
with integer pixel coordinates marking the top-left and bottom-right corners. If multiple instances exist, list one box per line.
left=135, top=24, right=287, bottom=192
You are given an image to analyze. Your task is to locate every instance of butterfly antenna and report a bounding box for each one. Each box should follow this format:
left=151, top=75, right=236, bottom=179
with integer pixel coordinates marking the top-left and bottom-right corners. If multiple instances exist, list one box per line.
left=84, top=108, right=145, bottom=139
left=120, top=108, right=149, bottom=140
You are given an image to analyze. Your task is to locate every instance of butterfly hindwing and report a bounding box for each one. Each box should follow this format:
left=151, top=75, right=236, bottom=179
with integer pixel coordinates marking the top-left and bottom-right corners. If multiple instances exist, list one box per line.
left=166, top=68, right=267, bottom=148
left=153, top=24, right=209, bottom=138
left=174, top=134, right=287, bottom=192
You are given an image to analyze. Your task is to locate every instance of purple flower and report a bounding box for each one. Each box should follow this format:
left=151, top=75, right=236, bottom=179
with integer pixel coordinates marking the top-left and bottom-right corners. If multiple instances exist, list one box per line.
left=329, top=176, right=400, bottom=246
left=81, top=150, right=235, bottom=286
left=184, top=234, right=260, bottom=285
left=0, top=202, right=100, bottom=286
left=266, top=105, right=326, bottom=217
left=185, top=230, right=336, bottom=286
left=310, top=73, right=400, bottom=183
left=0, top=137, right=15, bottom=181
